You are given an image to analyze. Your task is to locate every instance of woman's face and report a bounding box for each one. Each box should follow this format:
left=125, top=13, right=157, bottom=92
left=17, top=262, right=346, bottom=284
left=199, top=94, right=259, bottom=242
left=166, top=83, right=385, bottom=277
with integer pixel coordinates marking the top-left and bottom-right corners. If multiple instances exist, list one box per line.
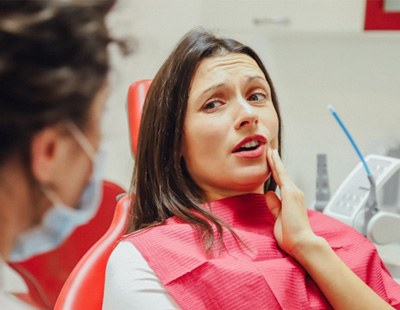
left=182, top=53, right=279, bottom=200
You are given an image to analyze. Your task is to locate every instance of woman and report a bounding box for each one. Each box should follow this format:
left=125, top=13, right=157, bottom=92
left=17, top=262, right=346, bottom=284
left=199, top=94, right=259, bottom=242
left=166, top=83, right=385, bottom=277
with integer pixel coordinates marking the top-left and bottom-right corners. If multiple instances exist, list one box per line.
left=103, top=30, right=400, bottom=309
left=0, top=0, right=118, bottom=308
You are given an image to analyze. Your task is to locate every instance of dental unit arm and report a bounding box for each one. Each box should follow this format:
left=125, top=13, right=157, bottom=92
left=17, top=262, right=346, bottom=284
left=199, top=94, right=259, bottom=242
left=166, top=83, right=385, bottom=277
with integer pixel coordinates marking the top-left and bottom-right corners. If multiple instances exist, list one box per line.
left=323, top=154, right=400, bottom=245
left=322, top=105, right=400, bottom=244
left=322, top=105, right=400, bottom=280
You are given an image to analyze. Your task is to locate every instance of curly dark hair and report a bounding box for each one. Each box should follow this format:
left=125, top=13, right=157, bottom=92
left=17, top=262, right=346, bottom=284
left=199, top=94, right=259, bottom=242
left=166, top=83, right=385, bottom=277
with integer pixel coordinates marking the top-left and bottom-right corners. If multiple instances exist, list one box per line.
left=0, top=0, right=117, bottom=166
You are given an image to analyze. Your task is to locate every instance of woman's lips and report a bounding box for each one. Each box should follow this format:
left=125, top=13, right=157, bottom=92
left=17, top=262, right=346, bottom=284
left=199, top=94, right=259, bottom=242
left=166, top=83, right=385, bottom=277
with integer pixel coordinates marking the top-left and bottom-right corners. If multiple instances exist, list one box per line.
left=233, top=143, right=265, bottom=158
left=232, top=134, right=267, bottom=159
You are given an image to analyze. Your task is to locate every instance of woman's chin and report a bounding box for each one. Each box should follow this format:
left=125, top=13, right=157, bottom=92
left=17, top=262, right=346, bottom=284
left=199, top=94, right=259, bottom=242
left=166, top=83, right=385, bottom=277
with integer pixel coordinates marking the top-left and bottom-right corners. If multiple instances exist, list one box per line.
left=230, top=175, right=268, bottom=193
left=237, top=168, right=270, bottom=184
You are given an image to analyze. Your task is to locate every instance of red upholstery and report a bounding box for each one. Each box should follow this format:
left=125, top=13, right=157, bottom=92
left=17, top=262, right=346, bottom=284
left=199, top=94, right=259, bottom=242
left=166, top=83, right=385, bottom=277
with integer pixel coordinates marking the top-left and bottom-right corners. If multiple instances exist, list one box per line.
left=8, top=180, right=126, bottom=309
left=54, top=195, right=131, bottom=310
left=50, top=80, right=150, bottom=309
left=127, top=79, right=151, bottom=156
left=6, top=81, right=150, bottom=308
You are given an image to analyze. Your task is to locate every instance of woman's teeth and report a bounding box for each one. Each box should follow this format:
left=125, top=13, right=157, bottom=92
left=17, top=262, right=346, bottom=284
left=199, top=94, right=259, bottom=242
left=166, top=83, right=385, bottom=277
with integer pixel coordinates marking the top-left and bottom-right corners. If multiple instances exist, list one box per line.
left=243, top=141, right=259, bottom=148
left=236, top=140, right=260, bottom=152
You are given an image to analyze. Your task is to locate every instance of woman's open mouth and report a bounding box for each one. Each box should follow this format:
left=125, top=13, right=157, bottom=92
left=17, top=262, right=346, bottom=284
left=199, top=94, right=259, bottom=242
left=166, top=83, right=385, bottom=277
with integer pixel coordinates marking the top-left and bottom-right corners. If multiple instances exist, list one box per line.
left=232, top=135, right=266, bottom=158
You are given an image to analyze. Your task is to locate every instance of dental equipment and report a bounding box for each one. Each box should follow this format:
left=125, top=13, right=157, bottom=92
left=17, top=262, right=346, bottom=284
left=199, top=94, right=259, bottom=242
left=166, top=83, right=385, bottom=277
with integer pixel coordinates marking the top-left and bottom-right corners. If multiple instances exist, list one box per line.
left=314, top=154, right=331, bottom=212
left=323, top=105, right=400, bottom=243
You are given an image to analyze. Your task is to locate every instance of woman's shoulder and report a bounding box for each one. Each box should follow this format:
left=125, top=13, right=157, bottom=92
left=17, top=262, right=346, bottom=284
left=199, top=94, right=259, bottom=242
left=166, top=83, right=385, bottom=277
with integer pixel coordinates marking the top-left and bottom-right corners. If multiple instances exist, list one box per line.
left=109, top=241, right=148, bottom=263
left=106, top=241, right=151, bottom=278
left=104, top=241, right=180, bottom=309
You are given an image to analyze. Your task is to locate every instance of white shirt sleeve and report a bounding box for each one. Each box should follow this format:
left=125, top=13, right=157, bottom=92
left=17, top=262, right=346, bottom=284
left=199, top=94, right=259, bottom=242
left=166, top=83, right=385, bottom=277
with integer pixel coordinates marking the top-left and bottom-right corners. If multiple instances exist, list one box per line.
left=0, top=260, right=34, bottom=309
left=102, top=241, right=180, bottom=309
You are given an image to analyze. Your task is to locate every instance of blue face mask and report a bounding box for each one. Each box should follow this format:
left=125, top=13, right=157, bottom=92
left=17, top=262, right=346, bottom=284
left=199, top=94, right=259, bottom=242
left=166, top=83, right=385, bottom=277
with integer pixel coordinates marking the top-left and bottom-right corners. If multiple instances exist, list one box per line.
left=9, top=122, right=105, bottom=262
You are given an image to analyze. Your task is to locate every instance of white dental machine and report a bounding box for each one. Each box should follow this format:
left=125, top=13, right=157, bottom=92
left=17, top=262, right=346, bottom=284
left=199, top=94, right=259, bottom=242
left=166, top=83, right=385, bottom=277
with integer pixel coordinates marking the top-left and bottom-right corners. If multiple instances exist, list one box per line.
left=320, top=106, right=400, bottom=281
left=324, top=154, right=400, bottom=244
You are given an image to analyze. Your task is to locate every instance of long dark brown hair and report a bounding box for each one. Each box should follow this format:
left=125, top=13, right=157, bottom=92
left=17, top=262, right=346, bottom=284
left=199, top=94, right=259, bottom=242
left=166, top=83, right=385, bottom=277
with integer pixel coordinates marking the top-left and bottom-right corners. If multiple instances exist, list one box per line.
left=129, top=29, right=282, bottom=251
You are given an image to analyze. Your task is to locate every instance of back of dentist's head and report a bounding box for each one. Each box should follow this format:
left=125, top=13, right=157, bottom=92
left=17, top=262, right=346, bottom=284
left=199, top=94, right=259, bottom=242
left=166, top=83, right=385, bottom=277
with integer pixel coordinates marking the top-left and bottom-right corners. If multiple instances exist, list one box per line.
left=0, top=0, right=120, bottom=261
left=0, top=0, right=114, bottom=166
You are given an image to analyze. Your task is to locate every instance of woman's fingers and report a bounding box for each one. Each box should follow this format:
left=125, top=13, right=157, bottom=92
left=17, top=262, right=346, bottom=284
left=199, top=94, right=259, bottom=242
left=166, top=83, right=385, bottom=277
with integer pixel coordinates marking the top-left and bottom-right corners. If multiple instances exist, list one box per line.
left=267, top=147, right=309, bottom=224
left=270, top=149, right=290, bottom=186
left=266, top=147, right=315, bottom=256
left=266, top=147, right=278, bottom=184
left=268, top=148, right=297, bottom=193
left=265, top=191, right=282, bottom=219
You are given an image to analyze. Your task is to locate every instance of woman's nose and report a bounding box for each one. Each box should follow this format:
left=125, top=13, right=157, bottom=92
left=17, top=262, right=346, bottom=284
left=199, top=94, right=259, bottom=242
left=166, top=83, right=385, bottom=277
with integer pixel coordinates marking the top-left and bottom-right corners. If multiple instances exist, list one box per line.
left=234, top=97, right=259, bottom=129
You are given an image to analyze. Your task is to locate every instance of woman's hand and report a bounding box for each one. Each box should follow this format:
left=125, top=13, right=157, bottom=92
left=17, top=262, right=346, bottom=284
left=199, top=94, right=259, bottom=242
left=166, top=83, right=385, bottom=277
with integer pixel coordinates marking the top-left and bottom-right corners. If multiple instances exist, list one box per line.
left=265, top=148, right=395, bottom=309
left=265, top=148, right=322, bottom=259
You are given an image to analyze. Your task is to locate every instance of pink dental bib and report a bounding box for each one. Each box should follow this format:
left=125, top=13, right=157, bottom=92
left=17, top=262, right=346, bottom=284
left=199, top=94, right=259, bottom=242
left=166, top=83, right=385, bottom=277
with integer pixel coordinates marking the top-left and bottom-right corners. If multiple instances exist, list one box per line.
left=126, top=194, right=400, bottom=309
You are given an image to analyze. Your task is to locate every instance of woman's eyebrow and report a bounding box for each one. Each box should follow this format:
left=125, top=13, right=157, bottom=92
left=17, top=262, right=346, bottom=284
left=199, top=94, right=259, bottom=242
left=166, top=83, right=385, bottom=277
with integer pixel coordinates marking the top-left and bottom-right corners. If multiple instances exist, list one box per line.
left=199, top=83, right=225, bottom=97
left=195, top=75, right=268, bottom=101
left=246, top=75, right=267, bottom=83
left=246, top=75, right=271, bottom=91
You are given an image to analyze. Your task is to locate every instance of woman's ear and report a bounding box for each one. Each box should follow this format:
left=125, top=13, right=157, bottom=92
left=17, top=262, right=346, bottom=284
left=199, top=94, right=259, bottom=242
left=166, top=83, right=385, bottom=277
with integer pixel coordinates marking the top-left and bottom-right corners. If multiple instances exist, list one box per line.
left=30, top=126, right=67, bottom=184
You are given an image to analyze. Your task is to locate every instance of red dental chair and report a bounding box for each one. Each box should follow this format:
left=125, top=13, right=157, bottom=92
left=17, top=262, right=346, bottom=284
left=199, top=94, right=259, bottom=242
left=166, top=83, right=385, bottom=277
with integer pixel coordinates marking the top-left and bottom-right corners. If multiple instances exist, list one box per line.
left=52, top=80, right=151, bottom=309
left=54, top=195, right=131, bottom=310
left=8, top=180, right=126, bottom=309
left=127, top=79, right=152, bottom=155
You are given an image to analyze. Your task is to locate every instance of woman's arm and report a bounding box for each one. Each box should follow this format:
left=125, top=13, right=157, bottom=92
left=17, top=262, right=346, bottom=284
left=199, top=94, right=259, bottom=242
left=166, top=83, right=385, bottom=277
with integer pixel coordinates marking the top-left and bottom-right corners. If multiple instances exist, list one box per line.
left=265, top=148, right=394, bottom=310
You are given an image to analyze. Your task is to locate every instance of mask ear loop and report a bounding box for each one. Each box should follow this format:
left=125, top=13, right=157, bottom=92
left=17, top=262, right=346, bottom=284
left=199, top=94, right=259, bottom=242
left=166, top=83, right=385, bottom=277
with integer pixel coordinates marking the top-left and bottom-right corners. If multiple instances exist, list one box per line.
left=42, top=186, right=65, bottom=207
left=65, top=121, right=97, bottom=162
left=0, top=259, right=4, bottom=290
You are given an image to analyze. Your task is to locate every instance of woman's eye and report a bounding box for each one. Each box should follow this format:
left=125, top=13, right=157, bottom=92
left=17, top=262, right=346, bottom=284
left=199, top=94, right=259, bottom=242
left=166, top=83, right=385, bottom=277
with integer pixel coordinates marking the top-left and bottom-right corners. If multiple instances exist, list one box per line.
left=248, top=92, right=266, bottom=102
left=202, top=100, right=222, bottom=111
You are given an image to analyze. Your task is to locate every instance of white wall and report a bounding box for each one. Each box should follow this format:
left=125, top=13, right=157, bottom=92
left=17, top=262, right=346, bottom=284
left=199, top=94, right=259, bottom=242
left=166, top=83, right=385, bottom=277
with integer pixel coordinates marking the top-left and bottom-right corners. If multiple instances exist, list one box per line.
left=103, top=0, right=400, bottom=207
left=102, top=0, right=203, bottom=191
left=259, top=32, right=400, bottom=206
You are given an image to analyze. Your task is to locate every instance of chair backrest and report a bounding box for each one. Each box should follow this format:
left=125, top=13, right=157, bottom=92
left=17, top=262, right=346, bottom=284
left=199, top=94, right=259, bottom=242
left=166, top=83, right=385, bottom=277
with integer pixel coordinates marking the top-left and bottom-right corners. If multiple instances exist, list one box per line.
left=127, top=79, right=152, bottom=156
left=54, top=195, right=131, bottom=310
left=8, top=180, right=126, bottom=309
left=52, top=80, right=150, bottom=309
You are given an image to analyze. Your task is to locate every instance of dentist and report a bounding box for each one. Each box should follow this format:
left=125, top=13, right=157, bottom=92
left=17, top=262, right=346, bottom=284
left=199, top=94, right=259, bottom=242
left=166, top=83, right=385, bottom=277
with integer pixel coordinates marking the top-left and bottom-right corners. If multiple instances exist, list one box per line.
left=0, top=0, right=117, bottom=307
